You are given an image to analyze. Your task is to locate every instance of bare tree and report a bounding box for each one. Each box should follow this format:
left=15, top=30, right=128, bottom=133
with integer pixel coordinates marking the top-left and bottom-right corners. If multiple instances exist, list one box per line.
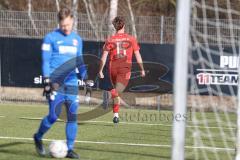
left=169, top=0, right=176, bottom=7
left=108, top=0, right=118, bottom=35
left=72, top=0, right=78, bottom=32
left=83, top=0, right=100, bottom=39
left=28, top=0, right=39, bottom=36
left=55, top=0, right=60, bottom=12
left=126, top=0, right=137, bottom=38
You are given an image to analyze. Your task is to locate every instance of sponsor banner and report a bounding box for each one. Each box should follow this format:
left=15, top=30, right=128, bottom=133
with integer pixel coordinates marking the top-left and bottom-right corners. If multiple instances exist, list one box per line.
left=193, top=47, right=239, bottom=95
left=1, top=38, right=239, bottom=95
left=196, top=72, right=238, bottom=86
left=0, top=38, right=173, bottom=94
left=196, top=55, right=239, bottom=86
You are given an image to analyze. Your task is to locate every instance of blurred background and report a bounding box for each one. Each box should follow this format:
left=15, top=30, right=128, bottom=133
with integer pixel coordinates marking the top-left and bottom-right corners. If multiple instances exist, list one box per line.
left=0, top=0, right=177, bottom=108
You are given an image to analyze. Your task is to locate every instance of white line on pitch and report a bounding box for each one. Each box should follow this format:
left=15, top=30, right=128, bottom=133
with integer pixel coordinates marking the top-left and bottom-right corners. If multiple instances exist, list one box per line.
left=0, top=115, right=5, bottom=118
left=86, top=120, right=236, bottom=130
left=0, top=136, right=234, bottom=152
left=87, top=120, right=170, bottom=126
left=19, top=117, right=63, bottom=122
left=19, top=116, right=236, bottom=130
left=0, top=136, right=169, bottom=148
left=196, top=69, right=238, bottom=72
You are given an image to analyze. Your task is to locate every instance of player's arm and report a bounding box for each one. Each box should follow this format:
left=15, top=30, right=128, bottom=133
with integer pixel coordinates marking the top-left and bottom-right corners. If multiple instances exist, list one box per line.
left=42, top=35, right=52, bottom=78
left=41, top=34, right=53, bottom=98
left=76, top=37, right=94, bottom=89
left=134, top=50, right=145, bottom=77
left=98, top=50, right=108, bottom=79
left=76, top=37, right=87, bottom=80
left=132, top=37, right=145, bottom=77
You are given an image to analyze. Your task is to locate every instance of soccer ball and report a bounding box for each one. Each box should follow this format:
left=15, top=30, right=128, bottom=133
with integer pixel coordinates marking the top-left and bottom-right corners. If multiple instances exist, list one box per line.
left=49, top=140, right=68, bottom=158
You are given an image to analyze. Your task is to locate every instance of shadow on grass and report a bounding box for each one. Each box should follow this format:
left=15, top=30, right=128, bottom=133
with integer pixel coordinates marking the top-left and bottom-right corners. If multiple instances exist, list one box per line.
left=78, top=122, right=114, bottom=127
left=76, top=146, right=170, bottom=159
left=0, top=142, right=36, bottom=157
left=0, top=149, right=34, bottom=156
left=0, top=142, right=24, bottom=148
left=0, top=142, right=52, bottom=159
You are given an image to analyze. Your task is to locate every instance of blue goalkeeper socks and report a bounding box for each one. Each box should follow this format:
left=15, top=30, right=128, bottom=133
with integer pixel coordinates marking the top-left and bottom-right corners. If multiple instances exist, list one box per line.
left=66, top=122, right=78, bottom=150
left=35, top=114, right=78, bottom=151
left=35, top=116, right=52, bottom=140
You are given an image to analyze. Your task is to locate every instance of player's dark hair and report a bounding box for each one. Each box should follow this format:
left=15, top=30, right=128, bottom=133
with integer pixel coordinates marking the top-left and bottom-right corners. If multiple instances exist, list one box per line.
left=112, top=16, right=125, bottom=31
left=58, top=7, right=73, bottom=21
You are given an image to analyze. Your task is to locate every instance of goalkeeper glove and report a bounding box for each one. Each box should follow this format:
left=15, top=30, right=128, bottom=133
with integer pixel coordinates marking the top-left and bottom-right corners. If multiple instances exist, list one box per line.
left=42, top=78, right=59, bottom=101
left=42, top=77, right=51, bottom=96
left=42, top=77, right=55, bottom=100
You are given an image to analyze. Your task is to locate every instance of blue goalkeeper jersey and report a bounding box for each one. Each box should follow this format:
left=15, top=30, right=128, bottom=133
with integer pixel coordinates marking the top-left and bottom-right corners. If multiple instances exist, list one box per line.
left=41, top=29, right=86, bottom=86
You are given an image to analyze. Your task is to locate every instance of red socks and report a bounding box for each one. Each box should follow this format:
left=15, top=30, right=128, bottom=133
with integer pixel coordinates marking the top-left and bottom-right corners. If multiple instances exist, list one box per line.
left=110, top=89, right=119, bottom=99
left=110, top=89, right=120, bottom=113
left=113, top=104, right=119, bottom=113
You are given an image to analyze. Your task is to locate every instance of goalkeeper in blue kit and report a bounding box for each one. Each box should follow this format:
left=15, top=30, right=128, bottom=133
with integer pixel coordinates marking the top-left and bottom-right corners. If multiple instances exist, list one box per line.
left=33, top=7, right=89, bottom=159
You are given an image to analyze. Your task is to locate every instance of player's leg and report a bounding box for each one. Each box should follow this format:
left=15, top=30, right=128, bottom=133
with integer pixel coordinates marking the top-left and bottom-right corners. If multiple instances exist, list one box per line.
left=109, top=66, right=119, bottom=122
left=34, top=93, right=64, bottom=156
left=111, top=82, right=127, bottom=123
left=65, top=93, right=80, bottom=159
left=111, top=71, right=130, bottom=123
left=109, top=65, right=130, bottom=123
left=35, top=93, right=64, bottom=139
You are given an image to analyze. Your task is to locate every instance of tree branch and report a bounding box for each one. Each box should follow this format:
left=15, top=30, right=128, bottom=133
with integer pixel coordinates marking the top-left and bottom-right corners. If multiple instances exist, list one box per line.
left=72, top=0, right=78, bottom=32
left=83, top=0, right=99, bottom=39
left=55, top=0, right=60, bottom=12
left=28, top=0, right=39, bottom=36
left=126, top=0, right=137, bottom=38
left=108, top=0, right=118, bottom=35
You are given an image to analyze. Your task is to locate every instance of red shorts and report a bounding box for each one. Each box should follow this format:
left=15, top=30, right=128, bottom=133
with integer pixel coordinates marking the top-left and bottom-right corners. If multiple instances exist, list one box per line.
left=109, top=59, right=131, bottom=87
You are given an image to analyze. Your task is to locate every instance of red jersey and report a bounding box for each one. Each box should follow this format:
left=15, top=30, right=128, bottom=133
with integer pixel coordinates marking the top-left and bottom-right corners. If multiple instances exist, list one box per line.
left=103, top=33, right=140, bottom=86
left=103, top=33, right=140, bottom=63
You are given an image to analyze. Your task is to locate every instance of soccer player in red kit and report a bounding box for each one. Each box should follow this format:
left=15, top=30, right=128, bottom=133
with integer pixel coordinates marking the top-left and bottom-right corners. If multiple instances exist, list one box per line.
left=98, top=16, right=145, bottom=123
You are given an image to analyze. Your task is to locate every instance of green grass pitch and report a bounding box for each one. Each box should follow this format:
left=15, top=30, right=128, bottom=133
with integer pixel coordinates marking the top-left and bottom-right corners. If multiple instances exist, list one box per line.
left=0, top=103, right=236, bottom=160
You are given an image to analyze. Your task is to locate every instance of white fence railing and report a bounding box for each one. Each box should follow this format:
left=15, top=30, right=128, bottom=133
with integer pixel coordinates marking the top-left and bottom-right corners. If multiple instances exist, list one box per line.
left=0, top=10, right=175, bottom=44
left=0, top=10, right=239, bottom=45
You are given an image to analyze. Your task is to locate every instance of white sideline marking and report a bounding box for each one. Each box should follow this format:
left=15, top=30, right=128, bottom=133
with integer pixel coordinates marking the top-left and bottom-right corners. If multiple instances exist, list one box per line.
left=196, top=69, right=238, bottom=73
left=0, top=115, right=5, bottom=118
left=87, top=120, right=236, bottom=130
left=0, top=136, right=234, bottom=152
left=19, top=117, right=236, bottom=130
left=0, top=136, right=169, bottom=148
left=19, top=117, right=63, bottom=122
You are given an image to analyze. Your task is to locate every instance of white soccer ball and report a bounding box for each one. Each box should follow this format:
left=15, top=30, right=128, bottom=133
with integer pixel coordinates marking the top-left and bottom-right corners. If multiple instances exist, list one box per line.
left=49, top=140, right=68, bottom=158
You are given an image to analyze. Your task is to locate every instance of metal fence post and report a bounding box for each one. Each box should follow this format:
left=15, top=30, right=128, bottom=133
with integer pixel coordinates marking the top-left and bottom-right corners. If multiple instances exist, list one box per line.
left=157, top=95, right=161, bottom=111
left=160, top=15, right=164, bottom=44
left=0, top=47, right=2, bottom=103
